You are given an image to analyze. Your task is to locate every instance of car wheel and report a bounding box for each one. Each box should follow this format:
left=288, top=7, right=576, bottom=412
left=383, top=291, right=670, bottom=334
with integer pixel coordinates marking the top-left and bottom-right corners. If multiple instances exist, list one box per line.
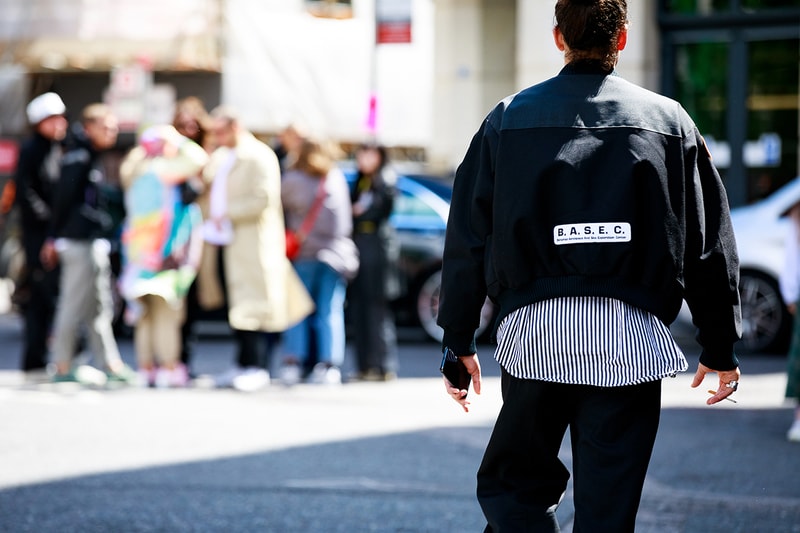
left=738, top=269, right=790, bottom=353
left=415, top=269, right=494, bottom=343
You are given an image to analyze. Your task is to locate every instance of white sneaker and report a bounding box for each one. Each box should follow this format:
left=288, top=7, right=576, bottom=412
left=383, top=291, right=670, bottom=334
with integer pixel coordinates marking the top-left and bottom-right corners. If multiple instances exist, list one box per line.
left=213, top=366, right=246, bottom=388
left=74, top=365, right=109, bottom=387
left=788, top=420, right=800, bottom=442
left=308, top=363, right=341, bottom=385
left=279, top=363, right=303, bottom=386
left=232, top=367, right=270, bottom=392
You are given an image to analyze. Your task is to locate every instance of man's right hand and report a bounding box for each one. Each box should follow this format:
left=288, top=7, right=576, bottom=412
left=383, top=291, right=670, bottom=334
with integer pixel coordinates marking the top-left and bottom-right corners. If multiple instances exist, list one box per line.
left=443, top=353, right=482, bottom=412
left=40, top=240, right=58, bottom=271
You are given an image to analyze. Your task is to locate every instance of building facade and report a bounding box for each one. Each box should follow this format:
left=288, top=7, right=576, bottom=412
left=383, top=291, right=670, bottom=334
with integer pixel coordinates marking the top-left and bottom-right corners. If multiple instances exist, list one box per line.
left=0, top=0, right=797, bottom=207
left=432, top=0, right=799, bottom=207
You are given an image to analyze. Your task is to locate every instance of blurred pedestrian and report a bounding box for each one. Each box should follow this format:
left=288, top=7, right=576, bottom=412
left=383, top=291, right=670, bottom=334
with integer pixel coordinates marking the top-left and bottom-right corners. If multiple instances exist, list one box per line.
left=437, top=1, right=742, bottom=530
left=173, top=97, right=213, bottom=152
left=171, top=97, right=215, bottom=374
left=118, top=125, right=208, bottom=387
left=273, top=123, right=308, bottom=173
left=779, top=202, right=800, bottom=442
left=204, top=106, right=313, bottom=392
left=41, top=104, right=136, bottom=385
left=349, top=143, right=399, bottom=381
left=268, top=122, right=311, bottom=366
left=279, top=139, right=359, bottom=385
left=12, top=92, right=68, bottom=374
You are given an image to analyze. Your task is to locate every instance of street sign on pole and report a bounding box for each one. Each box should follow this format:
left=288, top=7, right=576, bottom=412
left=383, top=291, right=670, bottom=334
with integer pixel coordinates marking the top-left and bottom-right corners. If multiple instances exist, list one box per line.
left=376, top=0, right=412, bottom=44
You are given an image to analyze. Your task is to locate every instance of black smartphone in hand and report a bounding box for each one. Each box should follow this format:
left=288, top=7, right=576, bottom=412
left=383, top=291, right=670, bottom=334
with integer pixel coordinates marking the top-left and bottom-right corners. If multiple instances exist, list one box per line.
left=440, top=348, right=471, bottom=396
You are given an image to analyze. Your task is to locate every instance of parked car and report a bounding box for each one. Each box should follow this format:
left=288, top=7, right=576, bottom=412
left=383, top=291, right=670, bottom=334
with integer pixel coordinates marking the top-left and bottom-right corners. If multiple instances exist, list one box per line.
left=721, top=177, right=800, bottom=353
left=348, top=170, right=495, bottom=342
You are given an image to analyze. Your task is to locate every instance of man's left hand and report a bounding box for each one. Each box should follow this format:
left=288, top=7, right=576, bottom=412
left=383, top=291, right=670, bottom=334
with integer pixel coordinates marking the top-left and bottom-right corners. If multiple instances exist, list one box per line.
left=691, top=363, right=741, bottom=405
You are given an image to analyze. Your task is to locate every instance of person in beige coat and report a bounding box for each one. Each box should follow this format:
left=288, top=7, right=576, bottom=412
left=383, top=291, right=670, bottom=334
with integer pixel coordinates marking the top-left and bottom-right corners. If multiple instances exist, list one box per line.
left=204, top=106, right=313, bottom=391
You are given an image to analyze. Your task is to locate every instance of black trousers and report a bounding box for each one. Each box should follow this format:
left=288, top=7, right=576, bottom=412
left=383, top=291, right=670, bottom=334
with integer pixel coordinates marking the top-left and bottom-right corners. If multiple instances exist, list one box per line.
left=478, top=370, right=661, bottom=533
left=350, top=233, right=397, bottom=374
left=180, top=277, right=199, bottom=367
left=20, top=234, right=58, bottom=371
left=234, top=329, right=267, bottom=369
left=214, top=245, right=266, bottom=370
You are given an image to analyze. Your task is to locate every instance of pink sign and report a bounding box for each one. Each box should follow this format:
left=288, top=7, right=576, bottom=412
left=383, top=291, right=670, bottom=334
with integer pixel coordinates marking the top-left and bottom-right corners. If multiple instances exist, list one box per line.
left=366, top=94, right=378, bottom=135
left=0, top=140, right=19, bottom=175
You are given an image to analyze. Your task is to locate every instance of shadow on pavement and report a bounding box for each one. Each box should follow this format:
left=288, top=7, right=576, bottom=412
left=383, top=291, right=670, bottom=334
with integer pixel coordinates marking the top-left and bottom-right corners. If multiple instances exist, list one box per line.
left=0, top=427, right=491, bottom=533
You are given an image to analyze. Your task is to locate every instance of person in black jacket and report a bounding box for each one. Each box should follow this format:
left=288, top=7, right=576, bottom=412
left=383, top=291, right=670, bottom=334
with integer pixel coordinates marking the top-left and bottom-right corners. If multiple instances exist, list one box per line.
left=437, top=1, right=742, bottom=531
left=349, top=143, right=399, bottom=381
left=13, top=93, right=68, bottom=373
left=41, top=104, right=134, bottom=385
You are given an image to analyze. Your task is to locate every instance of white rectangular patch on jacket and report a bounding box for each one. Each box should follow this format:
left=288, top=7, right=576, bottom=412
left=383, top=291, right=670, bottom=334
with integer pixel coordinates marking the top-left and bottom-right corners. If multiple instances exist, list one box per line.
left=553, top=222, right=631, bottom=245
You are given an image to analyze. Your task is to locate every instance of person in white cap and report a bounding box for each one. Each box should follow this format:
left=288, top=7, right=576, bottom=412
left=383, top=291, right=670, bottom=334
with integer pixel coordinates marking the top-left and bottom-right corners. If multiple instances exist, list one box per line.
left=12, top=92, right=68, bottom=375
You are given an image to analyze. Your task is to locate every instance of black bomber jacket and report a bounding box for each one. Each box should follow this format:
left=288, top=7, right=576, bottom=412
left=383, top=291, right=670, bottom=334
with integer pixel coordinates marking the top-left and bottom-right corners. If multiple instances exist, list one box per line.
left=437, top=62, right=742, bottom=371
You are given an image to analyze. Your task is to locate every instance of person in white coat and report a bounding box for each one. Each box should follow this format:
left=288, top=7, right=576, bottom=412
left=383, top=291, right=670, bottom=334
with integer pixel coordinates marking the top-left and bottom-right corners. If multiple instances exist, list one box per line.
left=204, top=106, right=313, bottom=392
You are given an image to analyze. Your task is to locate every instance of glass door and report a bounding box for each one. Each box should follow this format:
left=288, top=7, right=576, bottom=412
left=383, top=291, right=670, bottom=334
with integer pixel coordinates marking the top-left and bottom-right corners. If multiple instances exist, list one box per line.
left=673, top=40, right=730, bottom=180
left=664, top=29, right=799, bottom=206
left=746, top=38, right=799, bottom=200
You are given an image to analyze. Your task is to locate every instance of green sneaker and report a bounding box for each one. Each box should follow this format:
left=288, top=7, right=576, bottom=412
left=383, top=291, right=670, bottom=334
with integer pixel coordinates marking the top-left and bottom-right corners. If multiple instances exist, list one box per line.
left=106, top=365, right=139, bottom=386
left=51, top=371, right=80, bottom=383
left=51, top=365, right=108, bottom=386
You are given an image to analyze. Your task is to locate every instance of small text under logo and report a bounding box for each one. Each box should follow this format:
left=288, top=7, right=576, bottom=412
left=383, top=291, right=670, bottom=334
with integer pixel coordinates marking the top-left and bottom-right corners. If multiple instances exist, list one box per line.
left=553, top=222, right=631, bottom=245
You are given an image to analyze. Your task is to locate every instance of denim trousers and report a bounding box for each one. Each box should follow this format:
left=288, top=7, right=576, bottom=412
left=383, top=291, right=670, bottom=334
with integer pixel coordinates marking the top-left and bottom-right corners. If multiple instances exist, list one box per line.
left=282, top=259, right=346, bottom=367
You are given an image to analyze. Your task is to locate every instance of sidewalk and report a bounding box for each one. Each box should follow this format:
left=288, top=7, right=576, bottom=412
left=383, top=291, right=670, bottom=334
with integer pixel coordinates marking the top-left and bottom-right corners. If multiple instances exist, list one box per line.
left=0, top=313, right=799, bottom=532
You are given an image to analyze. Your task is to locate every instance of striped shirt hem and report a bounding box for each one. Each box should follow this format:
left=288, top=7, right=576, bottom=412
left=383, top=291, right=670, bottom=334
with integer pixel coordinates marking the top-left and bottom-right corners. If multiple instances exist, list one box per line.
left=494, top=297, right=688, bottom=387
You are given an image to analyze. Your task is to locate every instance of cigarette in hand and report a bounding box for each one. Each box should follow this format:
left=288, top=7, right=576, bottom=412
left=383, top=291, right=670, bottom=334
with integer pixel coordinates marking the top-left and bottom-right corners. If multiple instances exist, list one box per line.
left=708, top=390, right=737, bottom=403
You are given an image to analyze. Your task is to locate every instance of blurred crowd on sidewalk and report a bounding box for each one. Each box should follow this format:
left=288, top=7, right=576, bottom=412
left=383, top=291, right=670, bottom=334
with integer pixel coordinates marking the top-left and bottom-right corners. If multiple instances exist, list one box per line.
left=0, top=90, right=402, bottom=392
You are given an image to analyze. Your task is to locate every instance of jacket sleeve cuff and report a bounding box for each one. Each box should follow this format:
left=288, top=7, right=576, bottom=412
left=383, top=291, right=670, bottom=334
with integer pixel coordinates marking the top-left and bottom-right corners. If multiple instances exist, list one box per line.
left=441, top=331, right=477, bottom=357
left=698, top=344, right=739, bottom=371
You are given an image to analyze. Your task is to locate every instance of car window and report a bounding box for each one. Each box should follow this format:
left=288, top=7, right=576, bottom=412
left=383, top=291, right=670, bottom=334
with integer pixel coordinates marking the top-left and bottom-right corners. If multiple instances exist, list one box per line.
left=405, top=175, right=453, bottom=201
left=394, top=189, right=440, bottom=218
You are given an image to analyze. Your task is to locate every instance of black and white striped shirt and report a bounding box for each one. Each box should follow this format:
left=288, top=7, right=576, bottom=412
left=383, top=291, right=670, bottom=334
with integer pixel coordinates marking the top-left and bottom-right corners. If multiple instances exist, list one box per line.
left=494, top=297, right=687, bottom=387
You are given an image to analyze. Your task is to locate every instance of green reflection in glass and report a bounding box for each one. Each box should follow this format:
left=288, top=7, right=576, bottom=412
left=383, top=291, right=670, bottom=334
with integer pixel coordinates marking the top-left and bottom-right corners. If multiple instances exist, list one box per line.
left=742, top=0, right=800, bottom=9
left=746, top=39, right=799, bottom=198
left=665, top=0, right=731, bottom=14
left=674, top=41, right=728, bottom=138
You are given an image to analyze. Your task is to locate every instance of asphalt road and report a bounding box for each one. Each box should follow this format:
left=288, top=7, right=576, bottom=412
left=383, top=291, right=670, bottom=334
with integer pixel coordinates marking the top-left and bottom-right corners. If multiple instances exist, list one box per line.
left=0, top=311, right=798, bottom=533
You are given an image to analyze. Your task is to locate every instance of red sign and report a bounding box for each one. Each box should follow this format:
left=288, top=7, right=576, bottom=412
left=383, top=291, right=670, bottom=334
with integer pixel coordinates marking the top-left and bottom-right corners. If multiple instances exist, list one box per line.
left=0, top=140, right=19, bottom=175
left=376, top=21, right=412, bottom=44
left=376, top=0, right=412, bottom=44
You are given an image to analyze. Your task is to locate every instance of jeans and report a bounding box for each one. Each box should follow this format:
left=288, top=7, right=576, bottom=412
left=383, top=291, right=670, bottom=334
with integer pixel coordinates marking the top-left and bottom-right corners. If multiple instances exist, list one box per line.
left=282, top=260, right=346, bottom=367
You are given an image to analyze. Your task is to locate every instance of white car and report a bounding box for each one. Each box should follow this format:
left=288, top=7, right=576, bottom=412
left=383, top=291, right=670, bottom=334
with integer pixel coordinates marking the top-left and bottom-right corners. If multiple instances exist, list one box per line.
left=723, top=177, right=800, bottom=352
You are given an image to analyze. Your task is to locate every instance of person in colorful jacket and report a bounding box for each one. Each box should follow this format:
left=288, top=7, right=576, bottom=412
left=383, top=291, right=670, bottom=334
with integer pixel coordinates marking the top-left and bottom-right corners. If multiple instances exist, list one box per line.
left=118, top=125, right=208, bottom=387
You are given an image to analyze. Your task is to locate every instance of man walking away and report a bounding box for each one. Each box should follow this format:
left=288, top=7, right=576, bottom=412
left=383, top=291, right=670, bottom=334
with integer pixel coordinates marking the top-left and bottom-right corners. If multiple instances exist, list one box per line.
left=437, top=1, right=742, bottom=531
